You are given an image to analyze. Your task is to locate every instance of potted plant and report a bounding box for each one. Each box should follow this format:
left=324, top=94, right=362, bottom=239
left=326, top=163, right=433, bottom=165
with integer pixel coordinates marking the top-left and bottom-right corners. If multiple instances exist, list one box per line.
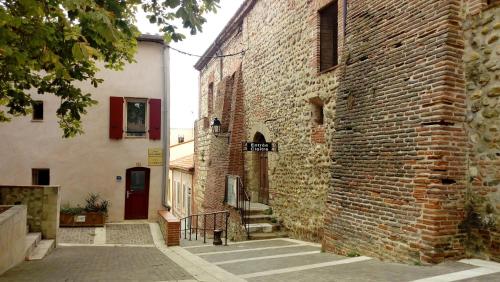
left=60, top=193, right=110, bottom=227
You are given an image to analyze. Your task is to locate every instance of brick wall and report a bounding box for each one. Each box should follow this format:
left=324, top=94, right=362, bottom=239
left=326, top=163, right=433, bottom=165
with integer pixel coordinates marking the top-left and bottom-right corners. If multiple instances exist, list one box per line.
left=195, top=0, right=344, bottom=242
left=193, top=0, right=499, bottom=263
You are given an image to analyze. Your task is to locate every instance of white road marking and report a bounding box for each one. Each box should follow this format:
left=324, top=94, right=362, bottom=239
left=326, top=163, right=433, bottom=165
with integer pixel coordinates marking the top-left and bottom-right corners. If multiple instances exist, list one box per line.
left=93, top=227, right=106, bottom=245
left=182, top=238, right=287, bottom=249
left=459, top=259, right=500, bottom=270
left=214, top=251, right=321, bottom=265
left=281, top=238, right=322, bottom=247
left=410, top=268, right=498, bottom=282
left=239, top=256, right=372, bottom=279
left=149, top=223, right=246, bottom=282
left=196, top=244, right=312, bottom=256
left=58, top=243, right=155, bottom=247
left=410, top=259, right=500, bottom=282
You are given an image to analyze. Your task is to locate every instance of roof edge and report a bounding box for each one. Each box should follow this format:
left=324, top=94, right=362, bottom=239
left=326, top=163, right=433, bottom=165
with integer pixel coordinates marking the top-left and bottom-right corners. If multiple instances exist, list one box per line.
left=138, top=34, right=165, bottom=45
left=194, top=0, right=256, bottom=71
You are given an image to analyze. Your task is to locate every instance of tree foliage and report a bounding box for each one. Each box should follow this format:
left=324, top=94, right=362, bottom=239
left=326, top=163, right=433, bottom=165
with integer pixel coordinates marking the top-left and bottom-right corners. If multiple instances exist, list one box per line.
left=0, top=0, right=219, bottom=137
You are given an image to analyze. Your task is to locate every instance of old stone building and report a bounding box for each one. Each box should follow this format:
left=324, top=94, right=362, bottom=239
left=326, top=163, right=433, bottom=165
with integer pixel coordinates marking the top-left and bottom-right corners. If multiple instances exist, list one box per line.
left=193, top=0, right=500, bottom=263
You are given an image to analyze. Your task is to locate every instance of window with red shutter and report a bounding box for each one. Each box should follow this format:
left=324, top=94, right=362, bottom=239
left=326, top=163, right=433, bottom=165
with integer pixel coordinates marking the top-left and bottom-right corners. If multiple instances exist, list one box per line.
left=149, top=98, right=161, bottom=140
left=109, top=96, right=124, bottom=139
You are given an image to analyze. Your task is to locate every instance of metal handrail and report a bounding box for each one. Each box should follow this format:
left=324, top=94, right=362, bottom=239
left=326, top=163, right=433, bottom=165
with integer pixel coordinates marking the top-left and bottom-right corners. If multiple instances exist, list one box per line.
left=179, top=210, right=230, bottom=245
left=237, top=177, right=251, bottom=239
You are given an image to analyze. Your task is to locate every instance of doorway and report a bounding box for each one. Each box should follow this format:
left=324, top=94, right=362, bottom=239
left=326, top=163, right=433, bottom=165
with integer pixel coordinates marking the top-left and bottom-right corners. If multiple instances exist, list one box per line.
left=125, top=167, right=150, bottom=220
left=253, top=132, right=269, bottom=204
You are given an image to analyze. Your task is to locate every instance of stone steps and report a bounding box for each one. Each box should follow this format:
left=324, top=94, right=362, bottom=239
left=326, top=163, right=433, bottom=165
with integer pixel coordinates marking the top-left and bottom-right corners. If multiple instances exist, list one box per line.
left=27, top=240, right=55, bottom=260
left=249, top=231, right=288, bottom=240
left=247, top=214, right=274, bottom=224
left=24, top=232, right=55, bottom=261
left=248, top=223, right=280, bottom=233
left=244, top=202, right=286, bottom=240
left=24, top=232, right=41, bottom=259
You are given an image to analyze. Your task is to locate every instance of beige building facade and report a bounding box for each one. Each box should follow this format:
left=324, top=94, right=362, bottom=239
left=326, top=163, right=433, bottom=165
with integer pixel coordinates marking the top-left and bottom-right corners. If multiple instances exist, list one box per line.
left=0, top=36, right=170, bottom=222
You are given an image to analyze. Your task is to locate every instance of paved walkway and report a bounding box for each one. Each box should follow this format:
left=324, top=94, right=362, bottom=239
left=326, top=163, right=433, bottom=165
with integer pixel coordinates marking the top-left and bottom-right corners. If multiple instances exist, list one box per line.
left=0, top=223, right=194, bottom=282
left=3, top=224, right=500, bottom=281
left=182, top=238, right=500, bottom=282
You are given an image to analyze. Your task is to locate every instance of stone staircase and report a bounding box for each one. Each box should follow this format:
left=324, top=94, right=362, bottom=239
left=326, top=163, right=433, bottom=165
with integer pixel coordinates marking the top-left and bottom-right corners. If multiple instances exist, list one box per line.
left=24, top=232, right=54, bottom=261
left=245, top=202, right=287, bottom=240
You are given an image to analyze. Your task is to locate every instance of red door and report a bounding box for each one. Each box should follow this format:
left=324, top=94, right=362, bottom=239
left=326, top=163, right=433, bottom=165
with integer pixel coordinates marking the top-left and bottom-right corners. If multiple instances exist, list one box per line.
left=125, top=167, right=150, bottom=219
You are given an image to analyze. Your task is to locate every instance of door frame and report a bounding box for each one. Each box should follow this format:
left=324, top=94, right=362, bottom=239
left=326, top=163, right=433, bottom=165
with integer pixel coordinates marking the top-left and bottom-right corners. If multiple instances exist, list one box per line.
left=124, top=167, right=150, bottom=220
left=252, top=132, right=269, bottom=205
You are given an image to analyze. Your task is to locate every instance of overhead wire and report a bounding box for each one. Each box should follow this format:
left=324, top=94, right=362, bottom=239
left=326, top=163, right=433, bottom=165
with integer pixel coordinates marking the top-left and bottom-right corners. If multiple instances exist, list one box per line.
left=166, top=45, right=247, bottom=58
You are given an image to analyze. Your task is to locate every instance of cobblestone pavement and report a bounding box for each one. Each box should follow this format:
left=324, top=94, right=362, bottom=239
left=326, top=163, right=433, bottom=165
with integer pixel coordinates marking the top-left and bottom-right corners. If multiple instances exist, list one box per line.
left=183, top=238, right=500, bottom=282
left=0, top=246, right=193, bottom=282
left=58, top=227, right=96, bottom=244
left=106, top=224, right=154, bottom=245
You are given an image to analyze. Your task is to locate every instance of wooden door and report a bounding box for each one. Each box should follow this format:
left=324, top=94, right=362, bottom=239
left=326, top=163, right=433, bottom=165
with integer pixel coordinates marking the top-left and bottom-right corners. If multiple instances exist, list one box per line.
left=125, top=167, right=150, bottom=219
left=259, top=153, right=269, bottom=204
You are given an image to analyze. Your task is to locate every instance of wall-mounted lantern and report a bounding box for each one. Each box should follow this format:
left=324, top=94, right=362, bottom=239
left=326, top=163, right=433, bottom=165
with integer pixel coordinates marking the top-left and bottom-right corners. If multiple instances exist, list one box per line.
left=211, top=117, right=230, bottom=142
left=211, top=117, right=222, bottom=137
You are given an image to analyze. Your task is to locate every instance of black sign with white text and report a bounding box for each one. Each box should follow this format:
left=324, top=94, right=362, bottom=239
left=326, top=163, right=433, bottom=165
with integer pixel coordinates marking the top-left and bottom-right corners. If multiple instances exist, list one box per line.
left=243, top=142, right=277, bottom=152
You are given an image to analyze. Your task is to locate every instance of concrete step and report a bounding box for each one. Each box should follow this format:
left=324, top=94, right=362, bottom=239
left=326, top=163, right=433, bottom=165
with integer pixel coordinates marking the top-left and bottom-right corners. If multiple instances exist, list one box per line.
left=249, top=231, right=288, bottom=240
left=248, top=223, right=280, bottom=233
left=247, top=214, right=275, bottom=224
left=243, top=202, right=271, bottom=212
left=24, top=232, right=41, bottom=259
left=27, top=239, right=55, bottom=260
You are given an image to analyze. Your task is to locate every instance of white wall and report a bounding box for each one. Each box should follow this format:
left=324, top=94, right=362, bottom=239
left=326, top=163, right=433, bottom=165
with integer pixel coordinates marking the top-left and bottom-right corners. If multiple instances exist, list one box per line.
left=0, top=41, right=168, bottom=222
left=171, top=170, right=193, bottom=219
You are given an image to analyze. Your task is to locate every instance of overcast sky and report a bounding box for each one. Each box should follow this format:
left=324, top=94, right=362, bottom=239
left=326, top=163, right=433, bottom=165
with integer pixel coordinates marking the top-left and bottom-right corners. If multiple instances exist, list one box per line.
left=136, top=0, right=244, bottom=129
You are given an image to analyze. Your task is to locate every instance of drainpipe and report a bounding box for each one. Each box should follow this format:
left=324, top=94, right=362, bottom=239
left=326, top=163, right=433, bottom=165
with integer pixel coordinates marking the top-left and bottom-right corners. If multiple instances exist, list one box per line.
left=161, top=44, right=171, bottom=210
left=217, top=44, right=223, bottom=81
left=343, top=0, right=347, bottom=36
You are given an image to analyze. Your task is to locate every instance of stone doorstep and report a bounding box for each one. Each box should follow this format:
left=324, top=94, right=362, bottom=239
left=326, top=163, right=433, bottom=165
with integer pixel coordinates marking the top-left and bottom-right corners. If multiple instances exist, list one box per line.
left=27, top=239, right=55, bottom=260
left=247, top=214, right=274, bottom=224
left=24, top=232, right=41, bottom=259
left=248, top=223, right=280, bottom=233
left=245, top=202, right=271, bottom=212
left=249, top=231, right=288, bottom=240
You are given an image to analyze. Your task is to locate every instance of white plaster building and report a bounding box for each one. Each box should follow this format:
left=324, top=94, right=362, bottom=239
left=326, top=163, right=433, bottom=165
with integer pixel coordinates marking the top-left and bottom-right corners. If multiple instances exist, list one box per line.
left=0, top=35, right=170, bottom=222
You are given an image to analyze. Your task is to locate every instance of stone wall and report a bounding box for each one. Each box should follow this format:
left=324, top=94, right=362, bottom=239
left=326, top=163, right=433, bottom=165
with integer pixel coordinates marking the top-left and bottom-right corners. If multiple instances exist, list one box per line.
left=194, top=0, right=345, bottom=242
left=194, top=0, right=499, bottom=263
left=0, top=185, right=60, bottom=240
left=0, top=205, right=26, bottom=275
left=463, top=2, right=500, bottom=260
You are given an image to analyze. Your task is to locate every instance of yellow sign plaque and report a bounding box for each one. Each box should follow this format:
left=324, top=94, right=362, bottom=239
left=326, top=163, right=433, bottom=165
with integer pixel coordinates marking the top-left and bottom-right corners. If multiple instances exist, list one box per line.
left=148, top=148, right=163, bottom=166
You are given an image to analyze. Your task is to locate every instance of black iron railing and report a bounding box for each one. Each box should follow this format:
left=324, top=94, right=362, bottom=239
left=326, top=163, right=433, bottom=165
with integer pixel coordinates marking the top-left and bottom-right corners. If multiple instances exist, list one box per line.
left=237, top=177, right=251, bottom=239
left=180, top=210, right=230, bottom=245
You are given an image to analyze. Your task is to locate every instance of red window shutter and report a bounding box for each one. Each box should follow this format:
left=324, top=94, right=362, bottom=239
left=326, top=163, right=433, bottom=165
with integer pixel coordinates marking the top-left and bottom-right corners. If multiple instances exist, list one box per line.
left=149, top=99, right=161, bottom=140
left=109, top=96, right=124, bottom=139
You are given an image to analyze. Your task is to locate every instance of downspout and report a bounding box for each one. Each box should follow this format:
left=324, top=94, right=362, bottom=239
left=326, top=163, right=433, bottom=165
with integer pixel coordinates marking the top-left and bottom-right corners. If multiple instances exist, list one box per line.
left=218, top=46, right=223, bottom=81
left=343, top=0, right=347, bottom=36
left=161, top=44, right=171, bottom=210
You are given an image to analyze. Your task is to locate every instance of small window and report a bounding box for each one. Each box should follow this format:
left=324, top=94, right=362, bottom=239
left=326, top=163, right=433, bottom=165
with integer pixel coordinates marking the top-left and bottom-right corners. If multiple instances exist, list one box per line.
left=32, top=169, right=50, bottom=185
left=130, top=171, right=145, bottom=191
left=178, top=135, right=185, bottom=143
left=310, top=98, right=324, bottom=125
left=208, top=83, right=214, bottom=116
left=126, top=98, right=147, bottom=137
left=319, top=1, right=339, bottom=71
left=32, top=101, right=44, bottom=121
